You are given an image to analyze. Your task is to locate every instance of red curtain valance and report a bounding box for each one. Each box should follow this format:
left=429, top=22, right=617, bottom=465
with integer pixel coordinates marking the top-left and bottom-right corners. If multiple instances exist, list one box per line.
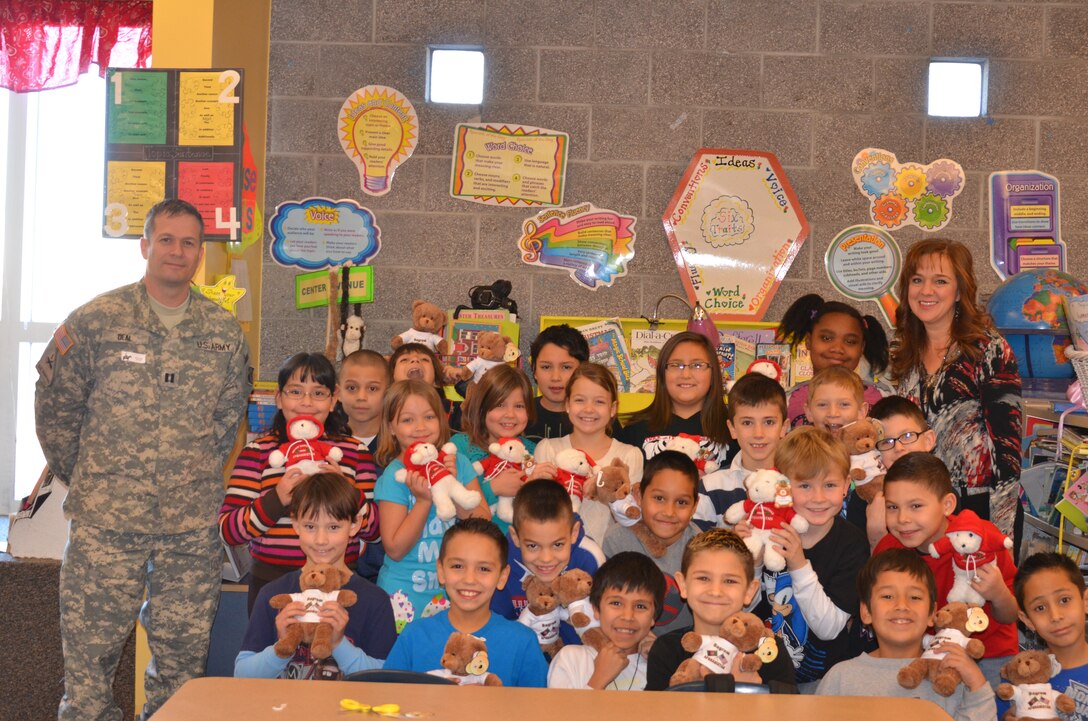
left=0, top=0, right=152, bottom=92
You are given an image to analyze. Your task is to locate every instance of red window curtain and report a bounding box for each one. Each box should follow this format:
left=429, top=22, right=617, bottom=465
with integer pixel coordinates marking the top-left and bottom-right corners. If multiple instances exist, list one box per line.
left=0, top=0, right=152, bottom=92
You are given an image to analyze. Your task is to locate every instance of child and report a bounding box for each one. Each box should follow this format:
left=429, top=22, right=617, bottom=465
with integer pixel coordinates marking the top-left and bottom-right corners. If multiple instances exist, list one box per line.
left=805, top=366, right=868, bottom=437
left=874, top=452, right=1018, bottom=683
left=491, top=479, right=602, bottom=644
left=220, top=352, right=378, bottom=613
left=535, top=363, right=644, bottom=545
left=373, top=380, right=490, bottom=629
left=603, top=450, right=701, bottom=634
left=645, top=528, right=796, bottom=690
left=1000, top=552, right=1088, bottom=720
left=817, top=549, right=996, bottom=721
left=748, top=427, right=869, bottom=689
left=525, top=324, right=590, bottom=441
left=548, top=552, right=666, bottom=690
left=449, top=364, right=556, bottom=533
left=383, top=518, right=549, bottom=686
left=776, top=294, right=890, bottom=428
left=389, top=342, right=453, bottom=419
left=339, top=349, right=391, bottom=455
left=235, top=472, right=396, bottom=679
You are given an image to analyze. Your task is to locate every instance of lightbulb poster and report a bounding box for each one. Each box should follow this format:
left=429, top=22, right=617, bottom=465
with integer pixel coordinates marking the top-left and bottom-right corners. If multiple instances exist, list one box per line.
left=450, top=123, right=569, bottom=206
left=338, top=85, right=418, bottom=197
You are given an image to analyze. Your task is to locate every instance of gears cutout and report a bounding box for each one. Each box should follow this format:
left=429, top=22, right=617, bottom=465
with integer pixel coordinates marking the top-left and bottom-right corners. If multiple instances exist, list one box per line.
left=860, top=161, right=895, bottom=197
left=851, top=149, right=965, bottom=231
left=873, top=193, right=909, bottom=228
left=913, top=193, right=949, bottom=230
left=926, top=160, right=964, bottom=198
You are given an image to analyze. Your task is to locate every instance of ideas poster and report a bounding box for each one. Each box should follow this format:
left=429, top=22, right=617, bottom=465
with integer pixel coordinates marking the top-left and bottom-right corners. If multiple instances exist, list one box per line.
left=988, top=171, right=1065, bottom=280
left=451, top=123, right=569, bottom=206
left=519, top=203, right=636, bottom=290
left=851, top=148, right=965, bottom=232
left=338, top=85, right=418, bottom=197
left=663, top=149, right=809, bottom=322
left=104, top=68, right=244, bottom=240
left=269, top=197, right=381, bottom=270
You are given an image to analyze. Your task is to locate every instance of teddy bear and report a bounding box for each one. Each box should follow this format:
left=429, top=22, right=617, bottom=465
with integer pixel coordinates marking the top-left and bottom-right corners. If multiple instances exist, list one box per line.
left=518, top=575, right=564, bottom=657
left=841, top=418, right=887, bottom=503
left=724, top=469, right=810, bottom=572
left=897, top=602, right=989, bottom=696
left=428, top=632, right=503, bottom=686
left=554, top=569, right=609, bottom=652
left=390, top=300, right=449, bottom=356
left=554, top=447, right=596, bottom=513
left=997, top=650, right=1076, bottom=721
left=473, top=437, right=532, bottom=523
left=665, top=433, right=720, bottom=476
left=928, top=509, right=1014, bottom=607
left=268, top=415, right=343, bottom=476
left=668, top=611, right=778, bottom=687
left=268, top=562, right=358, bottom=660
left=455, top=331, right=517, bottom=385
left=394, top=442, right=481, bottom=521
left=584, top=457, right=641, bottom=527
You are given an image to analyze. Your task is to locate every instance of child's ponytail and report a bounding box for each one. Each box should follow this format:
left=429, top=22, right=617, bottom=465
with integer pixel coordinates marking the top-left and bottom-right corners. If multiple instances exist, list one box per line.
left=776, top=294, right=826, bottom=349
left=860, top=314, right=889, bottom=375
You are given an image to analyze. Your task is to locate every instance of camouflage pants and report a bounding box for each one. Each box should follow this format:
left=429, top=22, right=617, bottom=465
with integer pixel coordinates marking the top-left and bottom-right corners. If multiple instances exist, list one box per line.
left=58, top=522, right=221, bottom=721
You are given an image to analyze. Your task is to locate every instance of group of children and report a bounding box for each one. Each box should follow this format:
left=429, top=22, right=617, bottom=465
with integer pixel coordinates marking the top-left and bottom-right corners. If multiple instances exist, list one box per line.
left=215, top=302, right=1086, bottom=721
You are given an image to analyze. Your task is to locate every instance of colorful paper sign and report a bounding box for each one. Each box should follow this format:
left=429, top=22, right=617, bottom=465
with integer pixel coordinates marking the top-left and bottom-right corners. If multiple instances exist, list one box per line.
left=851, top=148, right=965, bottom=232
left=195, top=275, right=246, bottom=315
left=295, top=266, right=374, bottom=309
left=338, top=85, right=418, bottom=197
left=107, top=70, right=167, bottom=145
left=825, top=225, right=902, bottom=325
left=519, top=203, right=636, bottom=290
left=989, top=171, right=1065, bottom=280
left=451, top=123, right=569, bottom=206
left=178, top=70, right=239, bottom=146
left=269, top=197, right=382, bottom=270
left=104, top=160, right=167, bottom=236
left=663, top=149, right=809, bottom=322
left=229, top=125, right=262, bottom=254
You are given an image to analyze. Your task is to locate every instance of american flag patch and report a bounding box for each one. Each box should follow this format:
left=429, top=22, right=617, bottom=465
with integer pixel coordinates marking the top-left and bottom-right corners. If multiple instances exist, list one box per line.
left=53, top=324, right=74, bottom=355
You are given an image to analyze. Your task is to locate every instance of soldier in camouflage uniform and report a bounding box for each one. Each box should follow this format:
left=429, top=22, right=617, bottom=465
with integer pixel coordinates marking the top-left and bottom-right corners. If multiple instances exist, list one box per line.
left=34, top=199, right=251, bottom=721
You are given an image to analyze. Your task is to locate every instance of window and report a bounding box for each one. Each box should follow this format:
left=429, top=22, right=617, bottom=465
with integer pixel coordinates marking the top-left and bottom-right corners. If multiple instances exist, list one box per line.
left=928, top=60, right=987, bottom=117
left=427, top=48, right=485, bottom=104
left=1, top=71, right=146, bottom=512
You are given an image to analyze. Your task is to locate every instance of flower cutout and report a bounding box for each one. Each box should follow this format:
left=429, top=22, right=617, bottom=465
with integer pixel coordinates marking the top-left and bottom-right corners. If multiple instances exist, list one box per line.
left=913, top=193, right=950, bottom=230
left=894, top=165, right=928, bottom=200
left=873, top=193, right=908, bottom=228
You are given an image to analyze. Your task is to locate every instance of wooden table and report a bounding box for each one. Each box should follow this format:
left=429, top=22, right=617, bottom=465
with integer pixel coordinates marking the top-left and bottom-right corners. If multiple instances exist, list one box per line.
left=150, top=677, right=956, bottom=721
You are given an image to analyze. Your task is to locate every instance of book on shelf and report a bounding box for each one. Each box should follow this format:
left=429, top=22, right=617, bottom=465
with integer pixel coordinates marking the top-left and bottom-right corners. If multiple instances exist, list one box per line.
left=445, top=309, right=520, bottom=368
left=577, top=318, right=633, bottom=392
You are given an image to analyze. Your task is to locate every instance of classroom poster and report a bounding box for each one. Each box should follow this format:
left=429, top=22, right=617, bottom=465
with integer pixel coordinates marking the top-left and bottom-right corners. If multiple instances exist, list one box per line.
left=851, top=148, right=965, bottom=232
left=988, top=171, right=1065, bottom=280
left=450, top=123, right=569, bottom=206
left=825, top=225, right=902, bottom=325
left=103, top=68, right=244, bottom=240
left=295, top=266, right=374, bottom=310
left=662, top=149, right=809, bottom=322
left=338, top=85, right=418, bottom=197
left=518, top=203, right=636, bottom=290
left=269, top=197, right=382, bottom=270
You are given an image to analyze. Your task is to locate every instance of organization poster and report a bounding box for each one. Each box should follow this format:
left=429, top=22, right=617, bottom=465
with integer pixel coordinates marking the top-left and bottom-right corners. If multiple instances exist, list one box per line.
left=989, top=170, right=1065, bottom=280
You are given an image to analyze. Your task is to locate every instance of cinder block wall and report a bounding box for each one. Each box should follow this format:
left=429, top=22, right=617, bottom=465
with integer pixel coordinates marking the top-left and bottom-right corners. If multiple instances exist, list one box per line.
left=259, top=0, right=1088, bottom=378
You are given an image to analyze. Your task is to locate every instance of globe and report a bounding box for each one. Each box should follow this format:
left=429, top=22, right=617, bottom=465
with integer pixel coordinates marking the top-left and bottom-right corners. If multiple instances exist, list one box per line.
left=987, top=269, right=1088, bottom=378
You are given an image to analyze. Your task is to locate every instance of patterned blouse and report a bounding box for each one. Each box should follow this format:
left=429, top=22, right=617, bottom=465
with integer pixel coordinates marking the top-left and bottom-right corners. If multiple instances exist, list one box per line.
left=897, top=331, right=1023, bottom=536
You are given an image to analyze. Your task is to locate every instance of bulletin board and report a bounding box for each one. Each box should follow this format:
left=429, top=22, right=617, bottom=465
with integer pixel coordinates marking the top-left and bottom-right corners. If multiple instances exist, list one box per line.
left=103, top=67, right=245, bottom=241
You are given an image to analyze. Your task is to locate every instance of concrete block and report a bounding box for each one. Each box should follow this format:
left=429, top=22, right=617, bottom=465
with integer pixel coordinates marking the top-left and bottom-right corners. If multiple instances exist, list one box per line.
left=763, top=56, right=873, bottom=113
left=788, top=167, right=872, bottom=232
left=268, top=43, right=321, bottom=97
left=988, top=59, right=1088, bottom=118
left=943, top=172, right=983, bottom=233
left=591, top=107, right=701, bottom=162
left=628, top=218, right=684, bottom=278
left=314, top=154, right=425, bottom=210
left=562, top=162, right=644, bottom=218
left=480, top=102, right=591, bottom=159
left=925, top=118, right=1036, bottom=173
left=707, top=0, right=817, bottom=54
left=872, top=58, right=929, bottom=114
left=375, top=0, right=487, bottom=44
left=484, top=47, right=538, bottom=104
left=265, top=154, right=316, bottom=208
left=318, top=44, right=427, bottom=101
left=645, top=163, right=688, bottom=219
left=529, top=272, right=640, bottom=329
left=932, top=4, right=1044, bottom=59
left=483, top=0, right=595, bottom=47
left=422, top=157, right=471, bottom=212
left=638, top=273, right=688, bottom=317
left=260, top=316, right=329, bottom=378
left=819, top=2, right=929, bottom=56
left=1040, top=120, right=1088, bottom=176
left=651, top=52, right=760, bottom=108
left=539, top=50, right=649, bottom=105
left=702, top=110, right=812, bottom=168
left=363, top=320, right=404, bottom=356
left=271, top=0, right=373, bottom=43
left=269, top=98, right=346, bottom=155
left=368, top=267, right=422, bottom=320
left=259, top=261, right=307, bottom=319
left=415, top=103, right=483, bottom=157
left=1047, top=7, right=1088, bottom=59
left=478, top=213, right=533, bottom=270
left=811, top=113, right=923, bottom=170
left=418, top=269, right=528, bottom=313
left=369, top=212, right=477, bottom=267
left=594, top=0, right=708, bottom=50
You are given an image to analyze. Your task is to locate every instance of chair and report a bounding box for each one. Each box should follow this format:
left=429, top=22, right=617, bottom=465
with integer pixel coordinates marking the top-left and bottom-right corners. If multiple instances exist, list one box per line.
left=344, top=669, right=456, bottom=685
left=665, top=674, right=770, bottom=693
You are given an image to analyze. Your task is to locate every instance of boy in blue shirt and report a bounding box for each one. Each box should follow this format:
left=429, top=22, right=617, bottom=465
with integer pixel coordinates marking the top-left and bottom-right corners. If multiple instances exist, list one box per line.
left=383, top=518, right=549, bottom=686
left=236, top=472, right=396, bottom=679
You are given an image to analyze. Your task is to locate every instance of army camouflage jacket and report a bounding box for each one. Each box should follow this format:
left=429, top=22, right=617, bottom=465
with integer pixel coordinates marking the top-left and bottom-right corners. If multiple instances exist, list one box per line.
left=35, top=281, right=251, bottom=534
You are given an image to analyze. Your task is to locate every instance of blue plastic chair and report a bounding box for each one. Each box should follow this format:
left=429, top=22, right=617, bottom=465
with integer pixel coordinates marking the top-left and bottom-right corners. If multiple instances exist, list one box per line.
left=344, top=669, right=456, bottom=685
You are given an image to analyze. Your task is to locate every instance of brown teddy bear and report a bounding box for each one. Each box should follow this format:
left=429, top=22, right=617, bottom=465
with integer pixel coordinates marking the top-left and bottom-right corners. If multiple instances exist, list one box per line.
left=897, top=602, right=989, bottom=696
left=391, top=300, right=449, bottom=356
left=268, top=563, right=358, bottom=660
left=518, top=575, right=563, bottom=657
left=556, top=569, right=607, bottom=650
left=997, top=650, right=1075, bottom=721
left=841, top=418, right=887, bottom=503
left=428, top=632, right=503, bottom=686
left=584, top=456, right=641, bottom=522
left=454, top=331, right=516, bottom=386
left=669, top=611, right=777, bottom=687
